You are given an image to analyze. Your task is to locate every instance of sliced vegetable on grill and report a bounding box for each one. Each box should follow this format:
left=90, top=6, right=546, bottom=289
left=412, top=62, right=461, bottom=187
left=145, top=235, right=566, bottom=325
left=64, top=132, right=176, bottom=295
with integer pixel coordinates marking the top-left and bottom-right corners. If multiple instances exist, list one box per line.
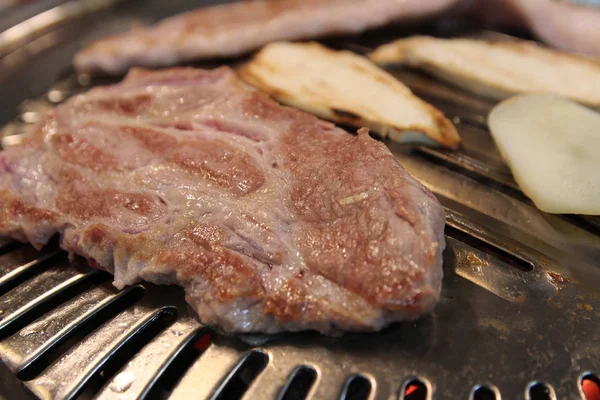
left=488, top=94, right=600, bottom=215
left=369, top=36, right=600, bottom=109
left=239, top=41, right=460, bottom=149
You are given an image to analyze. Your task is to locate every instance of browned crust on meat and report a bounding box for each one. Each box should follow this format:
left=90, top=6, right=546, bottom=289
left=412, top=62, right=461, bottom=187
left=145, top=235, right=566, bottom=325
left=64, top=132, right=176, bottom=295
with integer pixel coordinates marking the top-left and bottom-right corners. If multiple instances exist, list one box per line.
left=120, top=125, right=178, bottom=154
left=166, top=139, right=266, bottom=196
left=157, top=226, right=265, bottom=301
left=85, top=223, right=118, bottom=248
left=93, top=93, right=153, bottom=115
left=55, top=182, right=166, bottom=222
left=52, top=133, right=121, bottom=172
left=0, top=190, right=55, bottom=227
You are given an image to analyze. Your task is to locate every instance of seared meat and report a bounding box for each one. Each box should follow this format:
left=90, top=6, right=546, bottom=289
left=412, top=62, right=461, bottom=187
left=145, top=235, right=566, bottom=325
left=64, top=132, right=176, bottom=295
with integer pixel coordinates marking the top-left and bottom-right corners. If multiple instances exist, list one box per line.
left=73, top=0, right=460, bottom=74
left=498, top=0, right=600, bottom=57
left=74, top=0, right=600, bottom=76
left=0, top=67, right=446, bottom=334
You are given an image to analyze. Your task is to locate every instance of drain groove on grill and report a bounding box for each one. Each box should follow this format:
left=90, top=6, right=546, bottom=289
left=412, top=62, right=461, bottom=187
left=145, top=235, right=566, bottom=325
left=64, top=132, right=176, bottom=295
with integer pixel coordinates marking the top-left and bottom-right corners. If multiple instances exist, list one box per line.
left=0, top=241, right=22, bottom=257
left=416, top=146, right=600, bottom=238
left=415, top=146, right=522, bottom=196
left=278, top=365, right=318, bottom=400
left=77, top=306, right=177, bottom=398
left=400, top=378, right=430, bottom=400
left=470, top=385, right=499, bottom=400
left=25, top=300, right=172, bottom=400
left=11, top=285, right=145, bottom=380
left=132, top=328, right=211, bottom=400
left=341, top=375, right=372, bottom=400
left=0, top=264, right=107, bottom=339
left=0, top=249, right=66, bottom=297
left=445, top=224, right=534, bottom=272
left=211, top=350, right=270, bottom=400
left=527, top=382, right=556, bottom=400
left=444, top=209, right=539, bottom=270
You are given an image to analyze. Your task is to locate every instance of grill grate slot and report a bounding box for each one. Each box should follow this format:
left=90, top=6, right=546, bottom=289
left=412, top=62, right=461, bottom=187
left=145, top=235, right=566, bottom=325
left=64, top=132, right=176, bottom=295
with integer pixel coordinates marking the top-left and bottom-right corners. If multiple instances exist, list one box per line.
left=400, top=378, right=429, bottom=400
left=24, top=293, right=175, bottom=400
left=0, top=241, right=22, bottom=257
left=278, top=366, right=318, bottom=400
left=414, top=146, right=524, bottom=199
left=135, top=329, right=212, bottom=400
left=76, top=306, right=177, bottom=398
left=12, top=285, right=144, bottom=380
left=211, top=350, right=269, bottom=400
left=471, top=385, right=498, bottom=400
left=563, top=215, right=600, bottom=238
left=445, top=224, right=534, bottom=272
left=582, top=374, right=600, bottom=400
left=417, top=146, right=600, bottom=239
left=0, top=249, right=65, bottom=297
left=340, top=375, right=371, bottom=400
left=1, top=246, right=51, bottom=283
left=0, top=261, right=106, bottom=339
left=168, top=340, right=246, bottom=399
left=527, top=382, right=556, bottom=400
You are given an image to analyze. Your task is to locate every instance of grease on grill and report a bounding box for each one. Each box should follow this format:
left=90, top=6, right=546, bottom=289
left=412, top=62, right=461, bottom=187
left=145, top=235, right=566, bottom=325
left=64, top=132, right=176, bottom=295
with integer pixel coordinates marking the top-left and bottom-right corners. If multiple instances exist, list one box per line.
left=547, top=272, right=569, bottom=291
left=466, top=252, right=489, bottom=268
left=445, top=224, right=534, bottom=272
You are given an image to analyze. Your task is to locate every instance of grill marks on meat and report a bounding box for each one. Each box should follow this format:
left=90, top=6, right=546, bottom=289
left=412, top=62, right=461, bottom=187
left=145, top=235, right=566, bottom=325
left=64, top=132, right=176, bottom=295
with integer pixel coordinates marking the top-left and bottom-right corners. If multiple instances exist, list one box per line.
left=166, top=139, right=266, bottom=196
left=55, top=182, right=167, bottom=230
left=73, top=0, right=460, bottom=75
left=0, top=67, right=446, bottom=334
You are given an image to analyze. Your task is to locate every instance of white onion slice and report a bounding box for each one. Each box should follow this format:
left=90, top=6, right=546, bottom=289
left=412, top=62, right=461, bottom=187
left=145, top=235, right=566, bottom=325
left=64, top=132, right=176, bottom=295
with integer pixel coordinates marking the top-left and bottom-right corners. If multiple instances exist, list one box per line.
left=488, top=94, right=600, bottom=215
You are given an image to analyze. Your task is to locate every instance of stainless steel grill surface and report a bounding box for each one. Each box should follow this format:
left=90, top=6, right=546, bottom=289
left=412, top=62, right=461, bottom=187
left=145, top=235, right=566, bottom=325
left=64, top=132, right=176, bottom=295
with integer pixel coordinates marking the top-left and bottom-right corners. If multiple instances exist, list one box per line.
left=0, top=1, right=599, bottom=399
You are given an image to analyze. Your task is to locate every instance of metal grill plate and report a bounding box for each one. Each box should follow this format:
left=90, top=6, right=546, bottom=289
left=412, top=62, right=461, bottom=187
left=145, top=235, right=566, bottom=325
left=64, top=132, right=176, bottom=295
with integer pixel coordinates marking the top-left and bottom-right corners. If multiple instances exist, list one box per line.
left=0, top=1, right=599, bottom=399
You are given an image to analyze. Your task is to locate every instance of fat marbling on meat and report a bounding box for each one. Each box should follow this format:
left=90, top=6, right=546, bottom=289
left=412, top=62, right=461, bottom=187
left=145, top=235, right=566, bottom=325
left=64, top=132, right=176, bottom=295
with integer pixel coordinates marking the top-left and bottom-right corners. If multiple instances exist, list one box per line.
left=0, top=67, right=446, bottom=334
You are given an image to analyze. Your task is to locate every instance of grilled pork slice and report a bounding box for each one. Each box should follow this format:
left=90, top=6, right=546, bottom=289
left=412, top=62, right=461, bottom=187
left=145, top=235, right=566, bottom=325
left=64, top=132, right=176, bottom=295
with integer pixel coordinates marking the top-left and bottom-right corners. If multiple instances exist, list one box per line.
left=503, top=0, right=600, bottom=57
left=73, top=0, right=460, bottom=75
left=0, top=67, right=446, bottom=334
left=369, top=36, right=600, bottom=108
left=239, top=42, right=460, bottom=148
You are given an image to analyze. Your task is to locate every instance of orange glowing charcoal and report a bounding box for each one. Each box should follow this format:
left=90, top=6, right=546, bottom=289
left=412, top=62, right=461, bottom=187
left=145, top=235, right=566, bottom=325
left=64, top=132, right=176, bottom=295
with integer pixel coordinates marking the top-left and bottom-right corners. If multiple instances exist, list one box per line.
left=194, top=333, right=213, bottom=352
left=583, top=377, right=600, bottom=400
